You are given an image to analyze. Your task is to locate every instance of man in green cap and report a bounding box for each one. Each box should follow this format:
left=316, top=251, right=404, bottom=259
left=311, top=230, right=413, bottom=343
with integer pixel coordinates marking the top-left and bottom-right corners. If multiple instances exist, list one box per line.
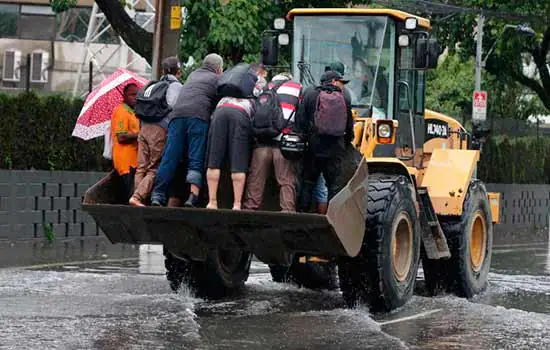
left=325, top=62, right=354, bottom=103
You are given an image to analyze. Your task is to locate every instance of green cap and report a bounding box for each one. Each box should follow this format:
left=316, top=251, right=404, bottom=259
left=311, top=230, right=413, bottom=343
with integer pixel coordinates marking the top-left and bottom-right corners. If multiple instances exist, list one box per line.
left=326, top=62, right=345, bottom=76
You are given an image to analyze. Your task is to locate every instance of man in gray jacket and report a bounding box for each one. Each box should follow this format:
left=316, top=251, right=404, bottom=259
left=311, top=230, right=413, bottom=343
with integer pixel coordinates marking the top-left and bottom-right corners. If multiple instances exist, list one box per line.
left=151, top=53, right=224, bottom=207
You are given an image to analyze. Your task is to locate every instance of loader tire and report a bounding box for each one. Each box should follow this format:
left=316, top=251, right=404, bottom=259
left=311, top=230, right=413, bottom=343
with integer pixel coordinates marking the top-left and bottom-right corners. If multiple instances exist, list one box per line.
left=338, top=174, right=421, bottom=312
left=438, top=180, right=493, bottom=298
left=269, top=264, right=291, bottom=283
left=164, top=247, right=191, bottom=293
left=269, top=258, right=338, bottom=290
left=289, top=259, right=338, bottom=290
left=164, top=248, right=252, bottom=299
left=194, top=249, right=252, bottom=299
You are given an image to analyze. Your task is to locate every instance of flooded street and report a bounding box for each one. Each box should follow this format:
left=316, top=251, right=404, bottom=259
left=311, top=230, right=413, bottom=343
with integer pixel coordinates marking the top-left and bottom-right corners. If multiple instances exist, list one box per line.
left=0, top=240, right=549, bottom=349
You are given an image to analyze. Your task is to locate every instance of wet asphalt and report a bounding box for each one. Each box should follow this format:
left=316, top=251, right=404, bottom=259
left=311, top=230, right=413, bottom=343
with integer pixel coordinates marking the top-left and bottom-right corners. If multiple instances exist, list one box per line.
left=0, top=238, right=549, bottom=350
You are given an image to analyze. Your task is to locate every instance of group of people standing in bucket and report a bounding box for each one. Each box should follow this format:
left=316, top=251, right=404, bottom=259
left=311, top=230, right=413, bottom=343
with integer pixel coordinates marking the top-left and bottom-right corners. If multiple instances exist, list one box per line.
left=110, top=53, right=353, bottom=214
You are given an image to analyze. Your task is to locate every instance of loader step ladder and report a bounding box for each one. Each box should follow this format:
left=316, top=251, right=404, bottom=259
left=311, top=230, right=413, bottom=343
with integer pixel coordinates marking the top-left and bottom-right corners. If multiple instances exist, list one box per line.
left=417, top=187, right=451, bottom=260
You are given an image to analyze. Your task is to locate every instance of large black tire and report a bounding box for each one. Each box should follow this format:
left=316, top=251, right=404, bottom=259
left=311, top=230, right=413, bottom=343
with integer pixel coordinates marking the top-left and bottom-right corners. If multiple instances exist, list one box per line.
left=269, top=257, right=338, bottom=290
left=289, top=258, right=338, bottom=290
left=164, top=248, right=252, bottom=299
left=338, top=173, right=421, bottom=312
left=164, top=247, right=191, bottom=292
left=423, top=180, right=493, bottom=298
left=269, top=264, right=292, bottom=283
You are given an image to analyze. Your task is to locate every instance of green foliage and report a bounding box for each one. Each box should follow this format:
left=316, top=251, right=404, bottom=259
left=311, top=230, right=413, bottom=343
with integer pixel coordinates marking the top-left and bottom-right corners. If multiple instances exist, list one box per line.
left=50, top=0, right=78, bottom=14
left=426, top=53, right=547, bottom=123
left=426, top=54, right=475, bottom=119
left=430, top=0, right=550, bottom=111
left=180, top=0, right=280, bottom=66
left=43, top=223, right=55, bottom=242
left=479, top=136, right=550, bottom=184
left=0, top=92, right=107, bottom=171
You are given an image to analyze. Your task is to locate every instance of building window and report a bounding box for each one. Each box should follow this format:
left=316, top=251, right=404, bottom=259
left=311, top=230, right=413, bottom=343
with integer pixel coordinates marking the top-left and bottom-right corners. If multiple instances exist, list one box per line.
left=0, top=4, right=18, bottom=38
left=19, top=14, right=56, bottom=40
left=0, top=4, right=119, bottom=43
left=56, top=8, right=91, bottom=42
left=55, top=7, right=118, bottom=44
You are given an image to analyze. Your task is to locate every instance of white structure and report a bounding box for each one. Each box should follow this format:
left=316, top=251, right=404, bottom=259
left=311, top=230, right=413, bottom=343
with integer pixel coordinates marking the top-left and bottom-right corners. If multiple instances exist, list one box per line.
left=72, top=0, right=155, bottom=97
left=0, top=1, right=154, bottom=94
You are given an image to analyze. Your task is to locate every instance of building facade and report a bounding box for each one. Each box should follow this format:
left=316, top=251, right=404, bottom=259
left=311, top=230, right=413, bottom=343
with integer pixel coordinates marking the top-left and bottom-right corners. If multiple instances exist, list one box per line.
left=0, top=0, right=153, bottom=95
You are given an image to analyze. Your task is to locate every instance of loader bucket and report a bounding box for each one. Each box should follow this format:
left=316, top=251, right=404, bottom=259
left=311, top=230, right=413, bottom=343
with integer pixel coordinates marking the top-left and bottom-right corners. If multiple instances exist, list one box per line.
left=83, top=147, right=369, bottom=265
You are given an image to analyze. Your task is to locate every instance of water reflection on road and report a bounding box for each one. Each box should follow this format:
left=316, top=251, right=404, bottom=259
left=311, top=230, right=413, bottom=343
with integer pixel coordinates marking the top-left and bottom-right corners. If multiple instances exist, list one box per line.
left=0, top=241, right=548, bottom=349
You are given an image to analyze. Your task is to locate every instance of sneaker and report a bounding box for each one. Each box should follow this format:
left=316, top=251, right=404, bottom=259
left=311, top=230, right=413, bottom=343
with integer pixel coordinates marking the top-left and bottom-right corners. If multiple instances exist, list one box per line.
left=151, top=199, right=163, bottom=207
left=183, top=193, right=200, bottom=208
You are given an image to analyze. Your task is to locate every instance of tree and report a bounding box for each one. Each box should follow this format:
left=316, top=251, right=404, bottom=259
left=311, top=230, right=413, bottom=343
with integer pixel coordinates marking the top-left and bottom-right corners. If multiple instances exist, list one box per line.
left=51, top=0, right=153, bottom=63
left=94, top=0, right=153, bottom=63
left=426, top=54, right=476, bottom=120
left=50, top=1, right=377, bottom=68
left=179, top=0, right=362, bottom=67
left=179, top=0, right=280, bottom=66
left=427, top=1, right=550, bottom=111
left=426, top=53, right=547, bottom=124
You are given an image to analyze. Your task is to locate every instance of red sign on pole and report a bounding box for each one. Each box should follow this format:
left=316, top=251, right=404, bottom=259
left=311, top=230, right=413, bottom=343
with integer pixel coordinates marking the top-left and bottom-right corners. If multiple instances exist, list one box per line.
left=473, top=90, right=487, bottom=122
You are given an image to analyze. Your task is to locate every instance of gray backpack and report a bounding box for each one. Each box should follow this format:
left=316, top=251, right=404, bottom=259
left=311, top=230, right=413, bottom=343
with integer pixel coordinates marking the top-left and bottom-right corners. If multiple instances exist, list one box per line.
left=313, top=89, right=347, bottom=136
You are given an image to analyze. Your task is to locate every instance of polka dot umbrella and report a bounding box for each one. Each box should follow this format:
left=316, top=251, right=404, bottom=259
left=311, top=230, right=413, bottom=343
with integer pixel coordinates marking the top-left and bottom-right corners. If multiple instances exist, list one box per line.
left=71, top=67, right=149, bottom=140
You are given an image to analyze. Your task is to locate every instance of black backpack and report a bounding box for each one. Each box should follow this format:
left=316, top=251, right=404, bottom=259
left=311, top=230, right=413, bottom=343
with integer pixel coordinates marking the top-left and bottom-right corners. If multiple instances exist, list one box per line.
left=252, top=80, right=287, bottom=142
left=135, top=76, right=175, bottom=123
left=217, top=63, right=258, bottom=98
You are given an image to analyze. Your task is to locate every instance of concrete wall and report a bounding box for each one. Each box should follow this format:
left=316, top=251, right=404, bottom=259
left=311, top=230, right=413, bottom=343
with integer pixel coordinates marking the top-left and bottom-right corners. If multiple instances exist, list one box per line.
left=486, top=184, right=550, bottom=244
left=0, top=170, right=106, bottom=241
left=0, top=170, right=548, bottom=243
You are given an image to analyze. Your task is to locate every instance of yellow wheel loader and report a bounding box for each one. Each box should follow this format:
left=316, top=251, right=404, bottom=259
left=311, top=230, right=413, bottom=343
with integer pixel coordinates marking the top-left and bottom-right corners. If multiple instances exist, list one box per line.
left=83, top=8, right=500, bottom=312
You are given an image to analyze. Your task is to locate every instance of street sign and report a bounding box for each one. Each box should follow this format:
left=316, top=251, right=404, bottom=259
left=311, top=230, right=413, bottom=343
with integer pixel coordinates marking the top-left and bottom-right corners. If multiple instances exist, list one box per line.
left=473, top=90, right=487, bottom=122
left=170, top=6, right=181, bottom=30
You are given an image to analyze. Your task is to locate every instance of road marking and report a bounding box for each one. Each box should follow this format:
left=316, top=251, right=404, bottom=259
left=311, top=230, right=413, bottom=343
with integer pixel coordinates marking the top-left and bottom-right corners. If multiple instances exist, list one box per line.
left=378, top=309, right=442, bottom=326
left=22, top=257, right=138, bottom=270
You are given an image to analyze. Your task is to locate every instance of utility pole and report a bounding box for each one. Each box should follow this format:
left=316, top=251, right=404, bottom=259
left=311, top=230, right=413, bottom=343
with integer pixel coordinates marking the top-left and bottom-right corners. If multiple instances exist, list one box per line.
left=152, top=0, right=182, bottom=80
left=473, top=14, right=485, bottom=180
left=474, top=14, right=484, bottom=92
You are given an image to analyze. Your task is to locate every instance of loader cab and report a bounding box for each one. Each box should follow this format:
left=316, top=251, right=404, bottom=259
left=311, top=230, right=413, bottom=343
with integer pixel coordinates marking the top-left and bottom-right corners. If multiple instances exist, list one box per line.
left=264, top=9, right=440, bottom=165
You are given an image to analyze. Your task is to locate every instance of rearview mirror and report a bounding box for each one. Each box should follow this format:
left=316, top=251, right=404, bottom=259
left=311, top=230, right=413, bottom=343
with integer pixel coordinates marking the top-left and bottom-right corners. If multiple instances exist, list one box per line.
left=262, top=35, right=278, bottom=66
left=414, top=37, right=428, bottom=69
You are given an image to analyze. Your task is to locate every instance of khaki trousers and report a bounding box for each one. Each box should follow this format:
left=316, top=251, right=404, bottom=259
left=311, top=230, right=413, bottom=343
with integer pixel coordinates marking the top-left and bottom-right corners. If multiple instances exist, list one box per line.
left=244, top=146, right=296, bottom=212
left=132, top=123, right=167, bottom=202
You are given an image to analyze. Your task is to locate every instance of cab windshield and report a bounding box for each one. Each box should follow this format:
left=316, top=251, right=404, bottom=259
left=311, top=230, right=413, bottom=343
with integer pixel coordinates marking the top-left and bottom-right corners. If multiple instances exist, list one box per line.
left=292, top=15, right=396, bottom=118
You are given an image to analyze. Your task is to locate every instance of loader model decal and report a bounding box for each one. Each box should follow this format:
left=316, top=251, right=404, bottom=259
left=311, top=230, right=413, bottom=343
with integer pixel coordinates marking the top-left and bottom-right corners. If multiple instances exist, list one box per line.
left=426, top=119, right=449, bottom=141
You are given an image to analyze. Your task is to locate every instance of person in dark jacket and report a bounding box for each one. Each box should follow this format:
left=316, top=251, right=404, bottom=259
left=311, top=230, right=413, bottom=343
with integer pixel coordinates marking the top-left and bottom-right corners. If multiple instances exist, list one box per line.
left=150, top=53, right=224, bottom=208
left=295, top=70, right=354, bottom=212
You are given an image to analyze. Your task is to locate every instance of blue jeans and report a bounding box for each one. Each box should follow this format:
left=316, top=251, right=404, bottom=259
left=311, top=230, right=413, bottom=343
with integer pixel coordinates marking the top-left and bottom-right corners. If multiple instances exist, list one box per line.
left=313, top=174, right=328, bottom=204
left=151, top=117, right=208, bottom=205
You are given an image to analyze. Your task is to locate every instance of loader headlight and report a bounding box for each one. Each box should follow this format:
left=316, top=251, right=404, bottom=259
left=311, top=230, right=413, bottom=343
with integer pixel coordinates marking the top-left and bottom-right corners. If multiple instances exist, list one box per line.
left=376, top=121, right=395, bottom=145
left=378, top=123, right=392, bottom=138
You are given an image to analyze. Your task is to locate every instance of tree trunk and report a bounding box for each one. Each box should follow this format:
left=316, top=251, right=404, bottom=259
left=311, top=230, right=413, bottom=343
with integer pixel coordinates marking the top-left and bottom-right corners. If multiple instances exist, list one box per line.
left=94, top=0, right=153, bottom=64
